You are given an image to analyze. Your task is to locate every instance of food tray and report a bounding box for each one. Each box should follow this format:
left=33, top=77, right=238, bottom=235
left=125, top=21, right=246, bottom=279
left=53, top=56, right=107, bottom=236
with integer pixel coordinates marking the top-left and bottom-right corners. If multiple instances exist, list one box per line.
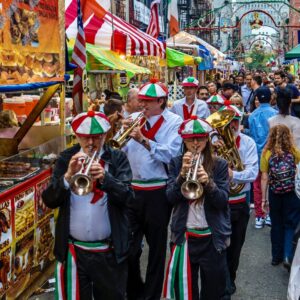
left=0, top=167, right=40, bottom=181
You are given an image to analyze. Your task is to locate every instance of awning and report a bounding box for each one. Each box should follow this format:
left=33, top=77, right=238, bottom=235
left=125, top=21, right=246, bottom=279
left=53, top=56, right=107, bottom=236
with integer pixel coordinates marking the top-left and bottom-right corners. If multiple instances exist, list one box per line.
left=166, top=47, right=202, bottom=68
left=66, top=0, right=166, bottom=58
left=285, top=44, right=300, bottom=59
left=166, top=31, right=225, bottom=61
left=68, top=41, right=151, bottom=78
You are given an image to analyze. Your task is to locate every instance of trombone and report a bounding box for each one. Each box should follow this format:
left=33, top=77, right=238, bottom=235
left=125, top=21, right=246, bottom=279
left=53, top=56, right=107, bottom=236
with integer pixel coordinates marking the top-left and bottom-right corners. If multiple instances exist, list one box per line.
left=69, top=149, right=100, bottom=196
left=181, top=153, right=204, bottom=200
left=108, top=112, right=146, bottom=149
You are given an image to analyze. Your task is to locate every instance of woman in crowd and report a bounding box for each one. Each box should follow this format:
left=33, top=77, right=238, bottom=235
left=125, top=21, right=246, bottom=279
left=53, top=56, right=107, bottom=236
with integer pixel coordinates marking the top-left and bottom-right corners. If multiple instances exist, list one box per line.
left=261, top=124, right=300, bottom=270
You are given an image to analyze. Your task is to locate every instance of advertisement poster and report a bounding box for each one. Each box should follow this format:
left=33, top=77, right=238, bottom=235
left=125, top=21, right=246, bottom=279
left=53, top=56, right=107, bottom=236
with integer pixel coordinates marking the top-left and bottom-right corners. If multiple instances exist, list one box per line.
left=0, top=0, right=64, bottom=84
left=0, top=200, right=12, bottom=251
left=14, top=187, right=35, bottom=239
left=0, top=248, right=12, bottom=296
left=35, top=215, right=55, bottom=271
left=36, top=177, right=51, bottom=221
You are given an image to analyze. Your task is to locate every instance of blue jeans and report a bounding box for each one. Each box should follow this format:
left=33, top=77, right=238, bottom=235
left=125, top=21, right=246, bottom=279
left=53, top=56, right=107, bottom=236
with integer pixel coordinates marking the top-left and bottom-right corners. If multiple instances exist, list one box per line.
left=269, top=189, right=300, bottom=261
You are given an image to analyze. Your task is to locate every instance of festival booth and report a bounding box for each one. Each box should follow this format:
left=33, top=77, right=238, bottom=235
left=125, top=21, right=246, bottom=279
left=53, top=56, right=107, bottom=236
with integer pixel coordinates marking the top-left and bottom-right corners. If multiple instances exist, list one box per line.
left=66, top=0, right=165, bottom=90
left=0, top=0, right=66, bottom=298
left=285, top=45, right=300, bottom=76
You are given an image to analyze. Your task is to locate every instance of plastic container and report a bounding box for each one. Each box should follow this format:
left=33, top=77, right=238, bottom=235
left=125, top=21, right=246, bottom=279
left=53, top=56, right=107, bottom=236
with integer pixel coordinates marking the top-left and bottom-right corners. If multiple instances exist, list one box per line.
left=3, top=98, right=26, bottom=117
left=44, top=108, right=52, bottom=123
left=24, top=97, right=34, bottom=116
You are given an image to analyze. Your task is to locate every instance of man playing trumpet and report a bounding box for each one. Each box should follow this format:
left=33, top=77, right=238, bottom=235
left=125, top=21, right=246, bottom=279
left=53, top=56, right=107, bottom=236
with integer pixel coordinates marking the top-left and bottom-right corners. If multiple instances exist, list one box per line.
left=164, top=116, right=231, bottom=300
left=42, top=111, right=134, bottom=299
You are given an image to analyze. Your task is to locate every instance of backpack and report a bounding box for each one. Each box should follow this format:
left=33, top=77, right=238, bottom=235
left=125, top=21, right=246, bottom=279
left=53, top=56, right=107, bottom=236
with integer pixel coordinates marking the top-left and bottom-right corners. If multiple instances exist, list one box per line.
left=268, top=152, right=296, bottom=194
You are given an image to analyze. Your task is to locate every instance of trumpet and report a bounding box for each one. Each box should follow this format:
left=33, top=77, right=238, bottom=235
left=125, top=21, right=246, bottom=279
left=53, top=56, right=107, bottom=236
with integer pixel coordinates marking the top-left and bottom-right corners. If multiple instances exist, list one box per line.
left=109, top=112, right=146, bottom=149
left=69, top=149, right=100, bottom=196
left=181, top=153, right=204, bottom=200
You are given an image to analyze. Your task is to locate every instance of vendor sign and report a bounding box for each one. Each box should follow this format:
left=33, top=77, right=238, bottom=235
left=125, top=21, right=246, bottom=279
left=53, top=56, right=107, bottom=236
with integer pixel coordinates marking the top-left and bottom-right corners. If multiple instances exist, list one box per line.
left=0, top=0, right=64, bottom=85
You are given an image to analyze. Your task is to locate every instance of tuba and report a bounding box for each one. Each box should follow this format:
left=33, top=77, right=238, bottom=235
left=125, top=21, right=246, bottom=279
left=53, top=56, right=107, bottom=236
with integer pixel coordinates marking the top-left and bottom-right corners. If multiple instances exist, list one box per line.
left=108, top=113, right=146, bottom=149
left=181, top=153, right=204, bottom=200
left=69, top=149, right=100, bottom=196
left=206, top=110, right=245, bottom=195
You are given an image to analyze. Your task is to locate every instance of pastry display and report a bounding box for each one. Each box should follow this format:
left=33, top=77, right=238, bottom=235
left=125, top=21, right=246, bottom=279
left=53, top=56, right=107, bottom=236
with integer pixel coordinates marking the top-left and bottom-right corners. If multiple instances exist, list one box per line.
left=0, top=161, right=38, bottom=180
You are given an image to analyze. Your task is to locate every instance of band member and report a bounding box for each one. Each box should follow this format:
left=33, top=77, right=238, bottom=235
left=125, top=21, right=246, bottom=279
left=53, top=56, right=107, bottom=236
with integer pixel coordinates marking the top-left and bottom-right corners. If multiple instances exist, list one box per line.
left=42, top=111, right=134, bottom=299
left=206, top=94, right=225, bottom=114
left=170, top=76, right=210, bottom=120
left=214, top=105, right=258, bottom=297
left=163, top=116, right=231, bottom=300
left=124, top=79, right=183, bottom=300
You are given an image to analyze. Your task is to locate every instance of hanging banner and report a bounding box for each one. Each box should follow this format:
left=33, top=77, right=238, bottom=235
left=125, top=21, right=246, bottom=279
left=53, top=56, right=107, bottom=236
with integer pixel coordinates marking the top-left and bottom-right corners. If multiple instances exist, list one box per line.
left=0, top=0, right=64, bottom=85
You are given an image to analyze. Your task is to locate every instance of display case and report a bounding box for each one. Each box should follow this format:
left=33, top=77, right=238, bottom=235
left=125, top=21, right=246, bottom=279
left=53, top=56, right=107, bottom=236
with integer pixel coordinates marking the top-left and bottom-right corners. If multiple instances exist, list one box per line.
left=0, top=137, right=66, bottom=299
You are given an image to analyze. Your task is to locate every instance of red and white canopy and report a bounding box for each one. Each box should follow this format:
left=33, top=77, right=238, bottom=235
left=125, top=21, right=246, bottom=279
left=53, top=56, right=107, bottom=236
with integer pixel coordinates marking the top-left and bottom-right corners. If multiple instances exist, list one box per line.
left=66, top=0, right=166, bottom=58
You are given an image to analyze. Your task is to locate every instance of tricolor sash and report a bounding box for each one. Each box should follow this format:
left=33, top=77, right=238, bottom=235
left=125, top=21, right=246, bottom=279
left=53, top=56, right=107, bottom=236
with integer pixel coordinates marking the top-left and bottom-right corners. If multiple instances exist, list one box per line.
left=229, top=193, right=246, bottom=204
left=163, top=228, right=212, bottom=300
left=55, top=240, right=111, bottom=300
left=131, top=179, right=167, bottom=191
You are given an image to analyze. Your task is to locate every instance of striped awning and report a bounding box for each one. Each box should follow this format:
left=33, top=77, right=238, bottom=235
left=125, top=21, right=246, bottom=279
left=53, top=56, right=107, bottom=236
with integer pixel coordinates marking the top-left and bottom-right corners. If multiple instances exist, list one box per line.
left=65, top=0, right=166, bottom=58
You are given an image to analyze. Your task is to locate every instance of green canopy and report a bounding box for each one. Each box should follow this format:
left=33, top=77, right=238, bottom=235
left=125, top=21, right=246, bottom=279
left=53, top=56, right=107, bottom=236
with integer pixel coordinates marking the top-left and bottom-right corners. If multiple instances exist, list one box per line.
left=166, top=47, right=202, bottom=68
left=68, top=41, right=151, bottom=78
left=285, top=44, right=300, bottom=60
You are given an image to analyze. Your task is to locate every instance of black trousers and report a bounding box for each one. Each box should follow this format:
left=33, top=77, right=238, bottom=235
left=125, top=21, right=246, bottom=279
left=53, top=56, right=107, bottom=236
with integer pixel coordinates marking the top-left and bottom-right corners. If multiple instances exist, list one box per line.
left=127, top=187, right=171, bottom=300
left=226, top=202, right=250, bottom=283
left=175, top=236, right=227, bottom=300
left=74, top=247, right=127, bottom=300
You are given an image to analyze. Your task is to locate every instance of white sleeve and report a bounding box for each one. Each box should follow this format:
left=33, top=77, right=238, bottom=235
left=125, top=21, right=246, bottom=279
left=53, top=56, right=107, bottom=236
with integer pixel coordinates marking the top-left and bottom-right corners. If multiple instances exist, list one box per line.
left=232, top=138, right=259, bottom=183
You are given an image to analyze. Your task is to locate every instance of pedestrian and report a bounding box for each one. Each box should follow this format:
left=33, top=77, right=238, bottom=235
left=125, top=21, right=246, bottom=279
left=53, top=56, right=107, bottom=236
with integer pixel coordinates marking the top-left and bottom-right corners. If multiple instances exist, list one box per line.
left=221, top=82, right=236, bottom=101
left=269, top=88, right=300, bottom=149
left=123, top=88, right=142, bottom=118
left=170, top=77, right=210, bottom=120
left=207, top=81, right=218, bottom=96
left=42, top=111, right=134, bottom=299
left=261, top=124, right=300, bottom=269
left=124, top=79, right=183, bottom=300
left=240, top=73, right=253, bottom=113
left=250, top=75, right=262, bottom=112
left=197, top=85, right=210, bottom=102
left=164, top=116, right=231, bottom=300
left=249, top=86, right=277, bottom=229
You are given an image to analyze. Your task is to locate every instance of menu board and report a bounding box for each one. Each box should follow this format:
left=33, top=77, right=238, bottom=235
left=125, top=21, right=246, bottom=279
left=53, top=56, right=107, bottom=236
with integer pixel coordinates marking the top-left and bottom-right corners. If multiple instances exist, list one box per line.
left=0, top=0, right=64, bottom=84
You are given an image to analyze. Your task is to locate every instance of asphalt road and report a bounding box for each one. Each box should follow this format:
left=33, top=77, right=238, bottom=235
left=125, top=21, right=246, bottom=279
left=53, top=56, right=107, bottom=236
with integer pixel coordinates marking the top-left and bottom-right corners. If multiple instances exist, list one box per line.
left=30, top=212, right=290, bottom=300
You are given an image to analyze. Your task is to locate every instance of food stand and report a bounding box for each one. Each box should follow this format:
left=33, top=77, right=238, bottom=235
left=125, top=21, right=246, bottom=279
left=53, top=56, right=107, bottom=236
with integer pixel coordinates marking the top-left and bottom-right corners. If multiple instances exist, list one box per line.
left=0, top=0, right=65, bottom=298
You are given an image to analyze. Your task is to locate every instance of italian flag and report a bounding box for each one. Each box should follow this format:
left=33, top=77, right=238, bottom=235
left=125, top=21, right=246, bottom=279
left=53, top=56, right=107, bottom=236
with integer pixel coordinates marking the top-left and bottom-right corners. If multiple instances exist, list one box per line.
left=168, top=0, right=179, bottom=37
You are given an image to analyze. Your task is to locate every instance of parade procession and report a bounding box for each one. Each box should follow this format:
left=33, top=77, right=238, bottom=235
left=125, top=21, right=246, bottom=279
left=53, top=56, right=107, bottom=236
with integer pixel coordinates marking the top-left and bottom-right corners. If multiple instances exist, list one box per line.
left=1, top=0, right=300, bottom=299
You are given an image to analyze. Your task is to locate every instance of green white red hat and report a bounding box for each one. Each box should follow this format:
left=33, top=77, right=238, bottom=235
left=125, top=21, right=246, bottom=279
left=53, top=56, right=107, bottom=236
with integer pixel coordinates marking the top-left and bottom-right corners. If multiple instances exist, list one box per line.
left=71, top=111, right=111, bottom=136
left=138, top=78, right=168, bottom=100
left=181, top=76, right=199, bottom=87
left=219, top=104, right=243, bottom=120
left=179, top=116, right=213, bottom=139
left=207, top=95, right=224, bottom=105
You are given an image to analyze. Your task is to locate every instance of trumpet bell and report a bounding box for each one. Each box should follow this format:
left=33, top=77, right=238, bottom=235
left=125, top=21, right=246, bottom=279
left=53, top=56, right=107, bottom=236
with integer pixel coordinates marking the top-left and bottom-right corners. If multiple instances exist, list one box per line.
left=70, top=173, right=93, bottom=196
left=181, top=180, right=203, bottom=200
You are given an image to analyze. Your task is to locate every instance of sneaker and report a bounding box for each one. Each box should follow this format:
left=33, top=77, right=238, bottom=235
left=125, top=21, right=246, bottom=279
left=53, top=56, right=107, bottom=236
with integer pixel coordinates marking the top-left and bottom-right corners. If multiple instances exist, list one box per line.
left=250, top=203, right=255, bottom=209
left=255, top=217, right=265, bottom=229
left=265, top=215, right=272, bottom=227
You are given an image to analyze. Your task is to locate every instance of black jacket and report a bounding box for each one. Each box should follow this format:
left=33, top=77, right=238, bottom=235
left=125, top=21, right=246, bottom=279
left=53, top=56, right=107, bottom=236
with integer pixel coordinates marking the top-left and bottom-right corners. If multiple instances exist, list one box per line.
left=167, top=156, right=231, bottom=252
left=42, top=144, right=134, bottom=264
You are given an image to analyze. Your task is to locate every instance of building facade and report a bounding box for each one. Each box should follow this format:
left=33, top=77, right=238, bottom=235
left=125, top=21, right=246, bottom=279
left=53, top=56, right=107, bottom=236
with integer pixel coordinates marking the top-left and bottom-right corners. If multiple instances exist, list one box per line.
left=288, top=0, right=300, bottom=50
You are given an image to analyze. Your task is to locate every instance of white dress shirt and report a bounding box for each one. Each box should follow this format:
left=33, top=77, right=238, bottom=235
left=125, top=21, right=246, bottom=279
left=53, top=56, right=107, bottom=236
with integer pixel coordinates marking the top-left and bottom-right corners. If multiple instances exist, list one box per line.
left=64, top=149, right=111, bottom=241
left=232, top=133, right=259, bottom=193
left=170, top=97, right=210, bottom=119
left=186, top=200, right=209, bottom=229
left=123, top=109, right=183, bottom=181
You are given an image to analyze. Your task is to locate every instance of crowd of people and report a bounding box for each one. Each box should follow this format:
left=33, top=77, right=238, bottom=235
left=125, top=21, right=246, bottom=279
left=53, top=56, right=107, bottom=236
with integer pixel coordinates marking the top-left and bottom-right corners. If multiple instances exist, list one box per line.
left=41, top=69, right=300, bottom=300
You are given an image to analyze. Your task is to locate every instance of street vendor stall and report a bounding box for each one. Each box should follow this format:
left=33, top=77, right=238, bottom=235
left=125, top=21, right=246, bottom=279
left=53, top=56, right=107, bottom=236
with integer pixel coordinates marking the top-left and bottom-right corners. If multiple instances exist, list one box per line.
left=0, top=0, right=65, bottom=298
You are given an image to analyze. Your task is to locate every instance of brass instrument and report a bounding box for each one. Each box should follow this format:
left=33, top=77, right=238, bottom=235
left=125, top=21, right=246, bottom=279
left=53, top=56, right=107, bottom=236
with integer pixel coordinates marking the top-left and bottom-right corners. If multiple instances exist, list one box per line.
left=181, top=153, right=204, bottom=200
left=70, top=149, right=99, bottom=196
left=109, top=113, right=146, bottom=149
left=206, top=110, right=245, bottom=194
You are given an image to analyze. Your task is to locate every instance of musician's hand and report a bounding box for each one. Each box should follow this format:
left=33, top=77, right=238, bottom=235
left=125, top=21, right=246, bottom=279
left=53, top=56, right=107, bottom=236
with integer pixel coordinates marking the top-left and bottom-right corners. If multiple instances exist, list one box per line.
left=212, top=139, right=225, bottom=149
left=228, top=168, right=233, bottom=180
left=181, top=152, right=193, bottom=177
left=197, top=166, right=209, bottom=185
left=129, top=126, right=144, bottom=143
left=89, top=161, right=105, bottom=182
left=65, top=152, right=87, bottom=181
left=121, top=117, right=133, bottom=130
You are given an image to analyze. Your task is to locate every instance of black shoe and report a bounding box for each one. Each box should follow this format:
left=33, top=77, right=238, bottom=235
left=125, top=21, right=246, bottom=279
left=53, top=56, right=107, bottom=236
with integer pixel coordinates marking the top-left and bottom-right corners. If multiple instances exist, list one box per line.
left=229, top=281, right=236, bottom=295
left=271, top=259, right=282, bottom=266
left=283, top=257, right=291, bottom=271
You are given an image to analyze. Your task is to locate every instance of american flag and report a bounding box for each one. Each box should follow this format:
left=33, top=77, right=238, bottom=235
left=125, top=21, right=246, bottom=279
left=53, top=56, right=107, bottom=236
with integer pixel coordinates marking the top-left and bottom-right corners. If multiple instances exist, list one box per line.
left=146, top=0, right=160, bottom=39
left=72, top=0, right=86, bottom=115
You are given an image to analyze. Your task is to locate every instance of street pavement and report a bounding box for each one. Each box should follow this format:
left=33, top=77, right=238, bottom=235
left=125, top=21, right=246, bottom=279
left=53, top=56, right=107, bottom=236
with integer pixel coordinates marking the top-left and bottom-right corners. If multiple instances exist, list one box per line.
left=30, top=212, right=290, bottom=300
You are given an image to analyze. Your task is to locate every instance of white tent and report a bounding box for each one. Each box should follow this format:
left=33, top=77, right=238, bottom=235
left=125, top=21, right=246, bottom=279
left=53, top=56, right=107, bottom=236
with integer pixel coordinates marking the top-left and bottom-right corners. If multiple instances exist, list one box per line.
left=166, top=31, right=226, bottom=62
